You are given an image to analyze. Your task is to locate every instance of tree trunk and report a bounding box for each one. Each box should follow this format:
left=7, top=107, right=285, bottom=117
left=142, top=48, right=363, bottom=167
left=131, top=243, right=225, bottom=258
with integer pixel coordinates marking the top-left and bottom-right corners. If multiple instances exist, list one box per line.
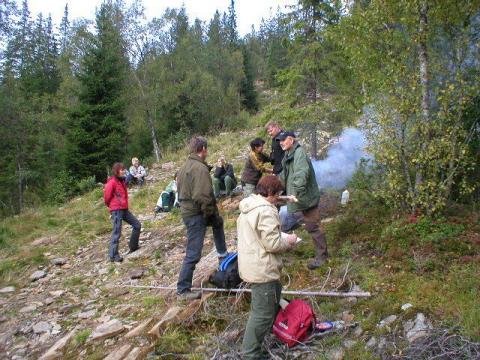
left=310, top=123, right=318, bottom=160
left=147, top=110, right=162, bottom=161
left=414, top=0, right=430, bottom=212
left=418, top=0, right=430, bottom=124
left=17, top=162, right=23, bottom=212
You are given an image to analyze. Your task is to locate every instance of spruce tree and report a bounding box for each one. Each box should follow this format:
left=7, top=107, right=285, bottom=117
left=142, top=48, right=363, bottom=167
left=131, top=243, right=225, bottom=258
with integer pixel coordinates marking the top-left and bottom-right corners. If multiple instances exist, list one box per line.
left=240, top=45, right=258, bottom=111
left=65, top=1, right=128, bottom=182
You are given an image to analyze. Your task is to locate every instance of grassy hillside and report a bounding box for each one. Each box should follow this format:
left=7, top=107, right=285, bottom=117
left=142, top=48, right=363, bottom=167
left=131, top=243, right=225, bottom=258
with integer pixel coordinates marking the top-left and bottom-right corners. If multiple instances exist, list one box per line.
left=0, top=125, right=479, bottom=360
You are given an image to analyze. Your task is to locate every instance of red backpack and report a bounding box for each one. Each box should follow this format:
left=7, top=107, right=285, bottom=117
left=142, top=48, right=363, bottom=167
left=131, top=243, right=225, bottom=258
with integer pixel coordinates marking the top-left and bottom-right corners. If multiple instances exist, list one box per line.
left=272, top=299, right=316, bottom=347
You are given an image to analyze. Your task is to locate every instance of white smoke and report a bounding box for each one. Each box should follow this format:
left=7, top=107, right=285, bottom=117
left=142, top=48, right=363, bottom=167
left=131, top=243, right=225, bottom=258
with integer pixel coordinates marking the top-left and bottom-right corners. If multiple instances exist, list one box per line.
left=312, top=128, right=369, bottom=190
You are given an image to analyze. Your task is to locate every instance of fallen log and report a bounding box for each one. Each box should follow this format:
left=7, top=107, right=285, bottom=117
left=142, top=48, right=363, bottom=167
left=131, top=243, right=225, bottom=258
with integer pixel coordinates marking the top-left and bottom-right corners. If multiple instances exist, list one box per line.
left=118, top=283, right=371, bottom=298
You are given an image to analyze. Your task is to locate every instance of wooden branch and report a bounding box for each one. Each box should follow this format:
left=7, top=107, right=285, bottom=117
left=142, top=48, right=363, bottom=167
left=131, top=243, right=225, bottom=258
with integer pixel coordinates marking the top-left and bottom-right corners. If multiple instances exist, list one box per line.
left=119, top=284, right=371, bottom=298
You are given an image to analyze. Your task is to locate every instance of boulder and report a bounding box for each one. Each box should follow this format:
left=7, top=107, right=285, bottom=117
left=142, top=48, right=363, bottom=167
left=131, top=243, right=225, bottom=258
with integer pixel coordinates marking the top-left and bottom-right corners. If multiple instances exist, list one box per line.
left=77, top=310, right=96, bottom=319
left=0, top=286, right=15, bottom=294
left=365, top=337, right=377, bottom=349
left=19, top=304, right=37, bottom=313
left=125, top=318, right=154, bottom=339
left=404, top=313, right=432, bottom=343
left=377, top=314, right=397, bottom=328
left=327, top=347, right=344, bottom=360
left=51, top=258, right=68, bottom=266
left=30, top=270, right=47, bottom=282
left=90, top=319, right=124, bottom=341
left=33, top=321, right=52, bottom=334
left=128, top=269, right=145, bottom=280
left=49, top=290, right=64, bottom=298
left=104, top=344, right=132, bottom=360
left=39, top=328, right=77, bottom=360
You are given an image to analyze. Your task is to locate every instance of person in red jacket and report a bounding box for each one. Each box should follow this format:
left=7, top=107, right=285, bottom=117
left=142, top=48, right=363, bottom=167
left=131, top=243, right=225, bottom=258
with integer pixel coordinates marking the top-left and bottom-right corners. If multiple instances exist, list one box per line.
left=104, top=162, right=141, bottom=262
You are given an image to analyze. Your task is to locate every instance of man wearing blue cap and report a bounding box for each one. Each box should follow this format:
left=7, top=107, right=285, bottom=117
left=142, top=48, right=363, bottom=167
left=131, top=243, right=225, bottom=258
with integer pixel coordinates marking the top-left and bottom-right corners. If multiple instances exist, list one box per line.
left=278, top=131, right=328, bottom=269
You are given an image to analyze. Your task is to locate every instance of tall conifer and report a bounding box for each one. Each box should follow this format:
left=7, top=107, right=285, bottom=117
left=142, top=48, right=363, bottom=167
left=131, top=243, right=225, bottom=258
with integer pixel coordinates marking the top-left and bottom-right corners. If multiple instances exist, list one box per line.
left=65, top=1, right=128, bottom=181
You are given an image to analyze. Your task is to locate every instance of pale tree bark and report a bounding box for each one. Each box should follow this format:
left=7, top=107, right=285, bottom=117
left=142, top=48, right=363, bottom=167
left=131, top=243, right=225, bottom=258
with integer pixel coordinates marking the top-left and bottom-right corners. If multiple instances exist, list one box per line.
left=413, top=0, right=430, bottom=213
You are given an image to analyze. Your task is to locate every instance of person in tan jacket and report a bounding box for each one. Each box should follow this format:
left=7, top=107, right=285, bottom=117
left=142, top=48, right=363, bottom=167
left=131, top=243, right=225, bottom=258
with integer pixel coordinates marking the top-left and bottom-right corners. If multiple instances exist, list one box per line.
left=237, top=175, right=297, bottom=359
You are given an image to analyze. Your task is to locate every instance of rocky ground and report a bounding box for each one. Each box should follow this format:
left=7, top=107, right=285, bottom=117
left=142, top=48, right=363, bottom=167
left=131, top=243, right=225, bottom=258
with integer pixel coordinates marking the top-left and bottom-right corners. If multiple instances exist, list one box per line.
left=1, top=133, right=478, bottom=359
left=0, top=162, right=241, bottom=359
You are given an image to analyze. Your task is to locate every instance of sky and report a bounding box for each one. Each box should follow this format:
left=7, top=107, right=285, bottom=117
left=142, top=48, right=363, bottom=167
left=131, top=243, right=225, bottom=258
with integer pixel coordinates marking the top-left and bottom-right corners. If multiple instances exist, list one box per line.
left=28, top=0, right=297, bottom=35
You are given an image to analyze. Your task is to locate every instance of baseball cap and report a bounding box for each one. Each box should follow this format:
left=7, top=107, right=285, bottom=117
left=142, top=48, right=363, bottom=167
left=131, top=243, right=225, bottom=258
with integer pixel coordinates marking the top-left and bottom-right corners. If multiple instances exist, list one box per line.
left=276, top=131, right=296, bottom=141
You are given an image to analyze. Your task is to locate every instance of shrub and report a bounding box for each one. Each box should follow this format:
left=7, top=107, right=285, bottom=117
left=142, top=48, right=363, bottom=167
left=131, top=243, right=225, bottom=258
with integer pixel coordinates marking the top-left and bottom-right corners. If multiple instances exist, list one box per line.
left=44, top=171, right=75, bottom=204
left=76, top=176, right=96, bottom=195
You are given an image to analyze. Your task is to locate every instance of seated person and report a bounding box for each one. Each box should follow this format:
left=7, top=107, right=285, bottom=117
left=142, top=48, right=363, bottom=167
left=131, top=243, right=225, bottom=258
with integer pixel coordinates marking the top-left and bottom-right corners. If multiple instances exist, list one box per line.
left=213, top=156, right=237, bottom=198
left=241, top=138, right=273, bottom=197
left=127, top=157, right=146, bottom=186
left=154, top=174, right=179, bottom=213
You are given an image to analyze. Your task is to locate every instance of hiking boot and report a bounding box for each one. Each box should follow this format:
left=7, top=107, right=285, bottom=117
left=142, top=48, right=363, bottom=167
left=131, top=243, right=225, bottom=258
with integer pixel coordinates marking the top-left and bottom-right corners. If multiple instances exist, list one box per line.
left=110, top=255, right=123, bottom=263
left=307, top=257, right=327, bottom=270
left=153, top=206, right=162, bottom=214
left=177, top=290, right=202, bottom=301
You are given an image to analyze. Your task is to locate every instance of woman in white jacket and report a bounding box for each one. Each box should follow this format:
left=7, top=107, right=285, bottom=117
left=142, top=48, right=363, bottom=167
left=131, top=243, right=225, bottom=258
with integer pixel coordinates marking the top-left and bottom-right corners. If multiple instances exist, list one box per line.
left=237, top=175, right=297, bottom=359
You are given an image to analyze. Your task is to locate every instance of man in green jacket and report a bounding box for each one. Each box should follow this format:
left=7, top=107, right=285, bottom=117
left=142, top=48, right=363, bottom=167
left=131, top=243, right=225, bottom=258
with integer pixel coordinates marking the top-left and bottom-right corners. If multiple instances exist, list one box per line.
left=176, top=136, right=229, bottom=300
left=278, top=131, right=329, bottom=270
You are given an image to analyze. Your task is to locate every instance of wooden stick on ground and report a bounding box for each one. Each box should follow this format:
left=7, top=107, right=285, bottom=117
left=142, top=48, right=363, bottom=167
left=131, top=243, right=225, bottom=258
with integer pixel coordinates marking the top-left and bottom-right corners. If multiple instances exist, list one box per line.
left=119, top=283, right=371, bottom=298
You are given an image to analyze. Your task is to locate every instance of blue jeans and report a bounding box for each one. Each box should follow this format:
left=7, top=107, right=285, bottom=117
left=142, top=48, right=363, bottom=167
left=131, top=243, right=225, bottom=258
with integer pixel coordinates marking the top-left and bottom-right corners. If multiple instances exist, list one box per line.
left=109, top=210, right=141, bottom=259
left=177, top=214, right=228, bottom=293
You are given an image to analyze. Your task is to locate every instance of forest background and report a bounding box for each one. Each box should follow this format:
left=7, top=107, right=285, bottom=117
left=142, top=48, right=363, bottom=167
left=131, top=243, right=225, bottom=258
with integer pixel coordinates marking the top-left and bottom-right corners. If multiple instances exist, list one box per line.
left=0, top=0, right=479, bottom=218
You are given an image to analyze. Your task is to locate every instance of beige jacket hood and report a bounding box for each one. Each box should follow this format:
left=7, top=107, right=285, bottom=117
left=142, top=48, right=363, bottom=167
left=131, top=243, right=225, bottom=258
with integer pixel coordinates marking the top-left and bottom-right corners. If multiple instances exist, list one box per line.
left=237, top=194, right=290, bottom=283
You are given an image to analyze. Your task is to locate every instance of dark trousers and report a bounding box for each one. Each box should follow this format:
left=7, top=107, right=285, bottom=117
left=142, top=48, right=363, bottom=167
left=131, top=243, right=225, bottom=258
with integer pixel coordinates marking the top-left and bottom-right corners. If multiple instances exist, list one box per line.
left=302, top=206, right=328, bottom=260
left=109, top=209, right=141, bottom=259
left=177, top=214, right=228, bottom=293
left=126, top=174, right=144, bottom=186
left=242, top=280, right=282, bottom=359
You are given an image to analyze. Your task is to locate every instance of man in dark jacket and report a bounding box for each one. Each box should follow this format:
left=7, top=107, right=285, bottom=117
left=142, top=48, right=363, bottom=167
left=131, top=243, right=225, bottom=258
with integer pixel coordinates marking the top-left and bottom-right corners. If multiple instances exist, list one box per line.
left=266, top=121, right=285, bottom=175
left=176, top=136, right=229, bottom=300
left=104, top=162, right=141, bottom=263
left=278, top=131, right=328, bottom=270
left=241, top=138, right=273, bottom=197
left=213, top=156, right=237, bottom=198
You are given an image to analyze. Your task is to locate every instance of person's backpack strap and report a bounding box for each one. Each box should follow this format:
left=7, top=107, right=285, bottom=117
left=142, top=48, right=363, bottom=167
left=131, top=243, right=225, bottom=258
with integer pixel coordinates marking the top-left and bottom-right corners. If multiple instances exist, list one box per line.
left=219, top=252, right=237, bottom=271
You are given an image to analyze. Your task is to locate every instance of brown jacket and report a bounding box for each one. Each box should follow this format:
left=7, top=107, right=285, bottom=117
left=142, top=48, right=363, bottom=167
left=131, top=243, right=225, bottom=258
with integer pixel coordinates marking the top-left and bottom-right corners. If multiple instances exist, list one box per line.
left=177, top=154, right=217, bottom=218
left=241, top=151, right=272, bottom=185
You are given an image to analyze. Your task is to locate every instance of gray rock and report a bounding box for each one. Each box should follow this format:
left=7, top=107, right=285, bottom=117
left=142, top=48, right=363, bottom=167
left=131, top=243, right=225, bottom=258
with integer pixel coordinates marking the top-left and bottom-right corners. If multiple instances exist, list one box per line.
left=353, top=326, right=363, bottom=338
left=51, top=258, right=68, bottom=266
left=401, top=303, right=413, bottom=311
left=49, top=290, right=64, bottom=298
left=30, top=270, right=47, bottom=282
left=19, top=305, right=37, bottom=313
left=343, top=339, right=357, bottom=349
left=129, top=268, right=145, bottom=279
left=404, top=313, right=432, bottom=343
left=378, top=337, right=387, bottom=350
left=104, top=344, right=132, bottom=360
left=33, top=321, right=52, bottom=334
left=44, top=297, right=54, bottom=306
left=327, top=347, right=344, bottom=360
left=365, top=337, right=377, bottom=349
left=90, top=319, right=124, bottom=341
left=0, top=286, right=15, bottom=294
left=377, top=314, right=397, bottom=328
left=77, top=310, right=96, bottom=319
left=39, top=327, right=77, bottom=360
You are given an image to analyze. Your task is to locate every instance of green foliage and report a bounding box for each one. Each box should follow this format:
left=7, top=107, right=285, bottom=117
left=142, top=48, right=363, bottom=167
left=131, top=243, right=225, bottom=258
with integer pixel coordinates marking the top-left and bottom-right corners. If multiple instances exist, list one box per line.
left=44, top=171, right=75, bottom=205
left=74, top=329, right=92, bottom=345
left=76, top=176, right=97, bottom=195
left=337, top=0, right=480, bottom=214
left=0, top=226, right=15, bottom=249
